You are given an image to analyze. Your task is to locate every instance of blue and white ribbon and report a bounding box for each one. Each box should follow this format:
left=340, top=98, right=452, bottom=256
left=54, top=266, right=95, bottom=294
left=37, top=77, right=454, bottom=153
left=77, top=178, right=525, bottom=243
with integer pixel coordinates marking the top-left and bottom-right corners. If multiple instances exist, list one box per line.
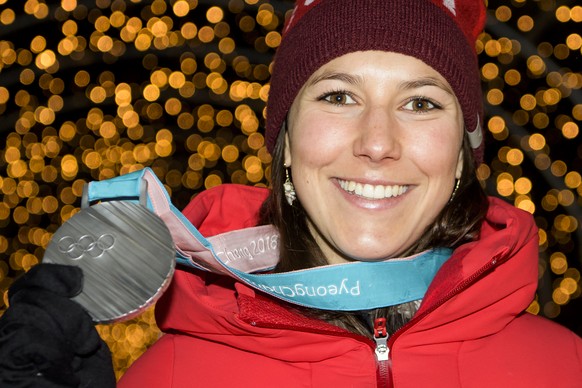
left=87, top=168, right=451, bottom=311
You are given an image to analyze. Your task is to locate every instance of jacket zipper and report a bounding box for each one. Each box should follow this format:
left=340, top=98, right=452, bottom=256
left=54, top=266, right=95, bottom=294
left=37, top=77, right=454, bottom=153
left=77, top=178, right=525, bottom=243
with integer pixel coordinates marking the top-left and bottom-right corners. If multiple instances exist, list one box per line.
left=374, top=317, right=392, bottom=388
left=246, top=252, right=503, bottom=388
left=373, top=253, right=503, bottom=387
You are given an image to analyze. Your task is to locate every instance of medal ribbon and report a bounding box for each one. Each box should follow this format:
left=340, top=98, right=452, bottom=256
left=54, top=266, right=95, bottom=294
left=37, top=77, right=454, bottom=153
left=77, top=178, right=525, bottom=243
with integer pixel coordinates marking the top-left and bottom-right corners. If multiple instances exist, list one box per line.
left=87, top=168, right=451, bottom=311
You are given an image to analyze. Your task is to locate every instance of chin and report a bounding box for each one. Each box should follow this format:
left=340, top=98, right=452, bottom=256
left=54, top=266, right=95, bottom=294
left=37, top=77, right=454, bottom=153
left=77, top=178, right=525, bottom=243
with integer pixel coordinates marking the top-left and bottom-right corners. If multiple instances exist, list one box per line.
left=341, top=249, right=399, bottom=262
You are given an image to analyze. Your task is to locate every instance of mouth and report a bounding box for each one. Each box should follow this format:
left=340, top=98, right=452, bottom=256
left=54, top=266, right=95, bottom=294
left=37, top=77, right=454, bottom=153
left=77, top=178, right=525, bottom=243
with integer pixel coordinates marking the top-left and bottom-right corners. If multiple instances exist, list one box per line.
left=337, top=179, right=409, bottom=200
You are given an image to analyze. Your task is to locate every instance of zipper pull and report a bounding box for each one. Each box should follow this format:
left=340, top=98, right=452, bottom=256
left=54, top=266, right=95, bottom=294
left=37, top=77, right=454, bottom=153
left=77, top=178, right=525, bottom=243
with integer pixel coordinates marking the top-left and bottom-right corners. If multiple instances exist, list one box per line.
left=374, top=317, right=389, bottom=361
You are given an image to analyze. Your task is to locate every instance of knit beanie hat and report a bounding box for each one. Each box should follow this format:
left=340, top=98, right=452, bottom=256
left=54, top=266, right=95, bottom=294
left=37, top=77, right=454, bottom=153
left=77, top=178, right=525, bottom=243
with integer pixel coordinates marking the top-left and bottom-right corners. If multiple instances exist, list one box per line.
left=265, top=0, right=487, bottom=163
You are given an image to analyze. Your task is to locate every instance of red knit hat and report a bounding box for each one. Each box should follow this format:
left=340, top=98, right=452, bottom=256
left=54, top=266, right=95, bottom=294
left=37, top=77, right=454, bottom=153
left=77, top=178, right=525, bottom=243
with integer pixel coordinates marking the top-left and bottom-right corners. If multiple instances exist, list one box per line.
left=265, top=0, right=487, bottom=163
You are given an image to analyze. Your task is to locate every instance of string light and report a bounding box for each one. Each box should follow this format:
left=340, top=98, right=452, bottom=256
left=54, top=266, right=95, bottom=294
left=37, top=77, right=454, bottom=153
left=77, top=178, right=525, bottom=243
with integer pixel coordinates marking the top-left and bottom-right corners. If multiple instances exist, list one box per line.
left=0, top=0, right=580, bottom=379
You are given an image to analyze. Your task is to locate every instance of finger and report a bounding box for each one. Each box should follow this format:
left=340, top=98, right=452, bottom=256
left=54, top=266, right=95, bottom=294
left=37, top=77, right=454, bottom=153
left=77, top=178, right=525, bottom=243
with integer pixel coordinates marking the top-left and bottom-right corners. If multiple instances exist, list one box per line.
left=9, top=264, right=83, bottom=300
left=5, top=290, right=101, bottom=356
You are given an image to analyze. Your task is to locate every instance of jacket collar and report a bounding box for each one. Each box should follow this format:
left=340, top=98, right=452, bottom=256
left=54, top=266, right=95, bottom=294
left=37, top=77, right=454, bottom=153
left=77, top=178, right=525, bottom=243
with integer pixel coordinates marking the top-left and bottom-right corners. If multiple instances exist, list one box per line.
left=165, top=186, right=539, bottom=349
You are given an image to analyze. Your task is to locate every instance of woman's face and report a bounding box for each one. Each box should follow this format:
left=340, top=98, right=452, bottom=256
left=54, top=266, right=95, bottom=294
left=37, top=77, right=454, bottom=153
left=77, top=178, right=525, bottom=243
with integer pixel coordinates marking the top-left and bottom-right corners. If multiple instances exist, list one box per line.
left=285, top=51, right=464, bottom=264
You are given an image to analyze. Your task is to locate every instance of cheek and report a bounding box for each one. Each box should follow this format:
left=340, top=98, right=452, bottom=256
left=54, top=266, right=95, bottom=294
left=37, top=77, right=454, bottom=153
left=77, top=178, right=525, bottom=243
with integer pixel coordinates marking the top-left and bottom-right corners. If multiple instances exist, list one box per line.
left=406, top=126, right=463, bottom=175
left=290, top=115, right=347, bottom=167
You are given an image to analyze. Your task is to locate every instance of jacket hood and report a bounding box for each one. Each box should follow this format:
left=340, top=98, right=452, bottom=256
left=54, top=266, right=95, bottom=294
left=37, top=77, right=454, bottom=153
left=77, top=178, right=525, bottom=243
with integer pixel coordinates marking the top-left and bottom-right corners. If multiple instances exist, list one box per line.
left=154, top=184, right=539, bottom=361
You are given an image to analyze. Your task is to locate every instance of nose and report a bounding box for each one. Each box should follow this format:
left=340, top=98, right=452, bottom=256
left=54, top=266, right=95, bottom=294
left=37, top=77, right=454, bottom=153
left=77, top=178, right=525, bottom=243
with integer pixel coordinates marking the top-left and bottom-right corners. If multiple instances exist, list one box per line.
left=353, top=107, right=401, bottom=162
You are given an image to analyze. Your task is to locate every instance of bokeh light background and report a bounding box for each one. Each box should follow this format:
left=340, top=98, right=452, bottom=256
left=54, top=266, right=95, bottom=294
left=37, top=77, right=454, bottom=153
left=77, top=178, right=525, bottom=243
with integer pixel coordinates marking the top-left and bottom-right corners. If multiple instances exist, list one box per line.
left=0, top=0, right=580, bottom=380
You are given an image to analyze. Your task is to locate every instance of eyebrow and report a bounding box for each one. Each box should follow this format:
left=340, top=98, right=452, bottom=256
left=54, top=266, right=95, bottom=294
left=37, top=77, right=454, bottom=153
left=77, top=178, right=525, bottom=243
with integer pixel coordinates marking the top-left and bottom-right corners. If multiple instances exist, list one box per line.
left=306, top=72, right=364, bottom=87
left=398, top=77, right=454, bottom=95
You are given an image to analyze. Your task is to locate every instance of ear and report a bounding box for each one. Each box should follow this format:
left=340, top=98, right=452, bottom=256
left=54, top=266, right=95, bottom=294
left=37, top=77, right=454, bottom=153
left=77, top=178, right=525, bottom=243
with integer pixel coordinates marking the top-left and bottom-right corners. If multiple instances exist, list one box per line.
left=284, top=131, right=292, bottom=167
left=455, top=147, right=463, bottom=180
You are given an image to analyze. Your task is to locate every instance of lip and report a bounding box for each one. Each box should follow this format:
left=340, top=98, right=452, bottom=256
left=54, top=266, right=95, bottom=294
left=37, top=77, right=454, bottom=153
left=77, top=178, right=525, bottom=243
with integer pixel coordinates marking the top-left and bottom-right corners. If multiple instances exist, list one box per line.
left=333, top=178, right=412, bottom=209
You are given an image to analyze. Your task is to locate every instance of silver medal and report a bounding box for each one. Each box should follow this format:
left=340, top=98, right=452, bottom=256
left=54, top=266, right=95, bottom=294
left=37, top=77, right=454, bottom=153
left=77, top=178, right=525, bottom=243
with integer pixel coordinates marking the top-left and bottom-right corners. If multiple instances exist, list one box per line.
left=43, top=183, right=175, bottom=323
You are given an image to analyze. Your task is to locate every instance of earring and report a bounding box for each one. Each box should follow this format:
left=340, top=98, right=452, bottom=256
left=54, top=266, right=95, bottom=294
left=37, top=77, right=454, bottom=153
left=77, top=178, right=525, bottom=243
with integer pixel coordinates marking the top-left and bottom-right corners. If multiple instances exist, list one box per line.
left=449, top=179, right=461, bottom=202
left=283, top=167, right=296, bottom=206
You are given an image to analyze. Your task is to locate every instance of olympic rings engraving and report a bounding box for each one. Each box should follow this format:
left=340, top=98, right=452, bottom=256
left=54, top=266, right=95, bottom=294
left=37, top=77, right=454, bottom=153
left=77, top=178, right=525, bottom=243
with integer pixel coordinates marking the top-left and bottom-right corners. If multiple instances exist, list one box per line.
left=57, top=234, right=115, bottom=260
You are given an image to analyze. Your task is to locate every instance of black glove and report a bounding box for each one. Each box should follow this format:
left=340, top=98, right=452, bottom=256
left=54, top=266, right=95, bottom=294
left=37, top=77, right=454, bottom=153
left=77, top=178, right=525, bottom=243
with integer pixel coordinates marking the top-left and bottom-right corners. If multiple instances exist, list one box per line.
left=0, top=263, right=116, bottom=387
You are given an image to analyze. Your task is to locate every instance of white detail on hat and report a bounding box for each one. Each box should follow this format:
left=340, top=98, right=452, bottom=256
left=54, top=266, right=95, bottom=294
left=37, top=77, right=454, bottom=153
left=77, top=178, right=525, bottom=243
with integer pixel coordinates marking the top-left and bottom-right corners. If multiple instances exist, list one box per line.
left=467, top=115, right=483, bottom=149
left=442, top=0, right=456, bottom=15
left=304, top=0, right=315, bottom=5
left=284, top=6, right=298, bottom=34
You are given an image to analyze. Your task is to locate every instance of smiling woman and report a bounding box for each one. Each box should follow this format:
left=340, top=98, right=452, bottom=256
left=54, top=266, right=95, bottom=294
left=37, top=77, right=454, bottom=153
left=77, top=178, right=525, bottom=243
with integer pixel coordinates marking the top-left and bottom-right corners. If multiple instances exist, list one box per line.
left=1, top=0, right=581, bottom=387
left=284, top=52, right=466, bottom=263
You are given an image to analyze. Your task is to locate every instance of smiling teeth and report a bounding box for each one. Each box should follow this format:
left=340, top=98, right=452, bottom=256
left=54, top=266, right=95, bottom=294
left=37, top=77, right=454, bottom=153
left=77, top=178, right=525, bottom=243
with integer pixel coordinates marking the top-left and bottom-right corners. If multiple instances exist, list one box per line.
left=338, top=179, right=408, bottom=199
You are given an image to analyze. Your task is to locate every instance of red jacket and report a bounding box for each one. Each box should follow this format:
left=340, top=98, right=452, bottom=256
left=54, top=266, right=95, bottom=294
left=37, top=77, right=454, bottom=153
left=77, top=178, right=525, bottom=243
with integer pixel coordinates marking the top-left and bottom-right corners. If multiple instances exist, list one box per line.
left=119, top=184, right=582, bottom=387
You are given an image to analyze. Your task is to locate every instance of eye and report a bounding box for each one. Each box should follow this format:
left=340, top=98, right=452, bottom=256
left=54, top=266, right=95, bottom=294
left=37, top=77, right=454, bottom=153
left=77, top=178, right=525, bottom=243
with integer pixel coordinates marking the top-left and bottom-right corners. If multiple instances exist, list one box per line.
left=319, top=91, right=356, bottom=106
left=402, top=97, right=441, bottom=113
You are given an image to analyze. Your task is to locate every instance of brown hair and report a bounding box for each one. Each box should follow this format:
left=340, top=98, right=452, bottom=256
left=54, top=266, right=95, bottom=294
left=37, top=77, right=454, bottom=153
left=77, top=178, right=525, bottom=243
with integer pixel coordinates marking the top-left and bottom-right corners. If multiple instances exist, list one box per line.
left=258, top=129, right=489, bottom=336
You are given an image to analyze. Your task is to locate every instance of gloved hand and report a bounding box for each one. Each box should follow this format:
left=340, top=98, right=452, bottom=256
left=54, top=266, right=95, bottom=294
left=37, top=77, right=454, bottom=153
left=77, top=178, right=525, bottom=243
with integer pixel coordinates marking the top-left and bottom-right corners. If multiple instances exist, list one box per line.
left=0, top=263, right=116, bottom=387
